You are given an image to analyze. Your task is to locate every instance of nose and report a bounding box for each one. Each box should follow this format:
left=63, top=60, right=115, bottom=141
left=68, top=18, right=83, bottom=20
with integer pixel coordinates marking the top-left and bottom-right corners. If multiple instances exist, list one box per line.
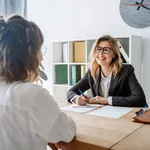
left=98, top=50, right=104, bottom=55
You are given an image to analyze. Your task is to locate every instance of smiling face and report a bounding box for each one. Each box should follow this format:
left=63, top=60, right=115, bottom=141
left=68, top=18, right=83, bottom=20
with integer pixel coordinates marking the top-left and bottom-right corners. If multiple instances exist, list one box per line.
left=95, top=41, right=115, bottom=67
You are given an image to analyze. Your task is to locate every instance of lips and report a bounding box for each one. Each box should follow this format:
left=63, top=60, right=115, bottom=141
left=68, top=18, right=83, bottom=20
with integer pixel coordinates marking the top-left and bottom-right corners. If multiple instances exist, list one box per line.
left=98, top=56, right=106, bottom=60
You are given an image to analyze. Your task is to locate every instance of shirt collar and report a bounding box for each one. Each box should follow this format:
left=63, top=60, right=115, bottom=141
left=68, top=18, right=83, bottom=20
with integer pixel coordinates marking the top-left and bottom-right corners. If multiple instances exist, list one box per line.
left=101, top=72, right=112, bottom=80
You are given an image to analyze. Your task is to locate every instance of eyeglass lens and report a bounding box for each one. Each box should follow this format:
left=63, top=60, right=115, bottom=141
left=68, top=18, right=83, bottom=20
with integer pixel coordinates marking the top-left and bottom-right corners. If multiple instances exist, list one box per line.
left=95, top=47, right=111, bottom=54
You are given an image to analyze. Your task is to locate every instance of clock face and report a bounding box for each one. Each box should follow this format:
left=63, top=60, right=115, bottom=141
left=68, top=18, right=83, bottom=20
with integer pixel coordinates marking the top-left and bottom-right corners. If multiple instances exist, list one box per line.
left=120, top=0, right=150, bottom=28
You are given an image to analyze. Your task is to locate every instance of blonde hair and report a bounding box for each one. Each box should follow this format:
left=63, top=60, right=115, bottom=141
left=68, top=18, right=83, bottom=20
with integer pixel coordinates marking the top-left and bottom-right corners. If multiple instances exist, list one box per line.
left=89, top=35, right=122, bottom=82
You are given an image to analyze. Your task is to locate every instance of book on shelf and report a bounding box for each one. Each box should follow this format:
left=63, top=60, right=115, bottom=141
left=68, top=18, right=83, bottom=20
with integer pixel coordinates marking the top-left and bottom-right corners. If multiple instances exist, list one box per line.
left=71, top=65, right=81, bottom=86
left=117, top=40, right=129, bottom=63
left=53, top=43, right=63, bottom=62
left=55, top=65, right=68, bottom=84
left=62, top=42, right=68, bottom=63
left=81, top=65, right=86, bottom=78
left=73, top=41, right=85, bottom=63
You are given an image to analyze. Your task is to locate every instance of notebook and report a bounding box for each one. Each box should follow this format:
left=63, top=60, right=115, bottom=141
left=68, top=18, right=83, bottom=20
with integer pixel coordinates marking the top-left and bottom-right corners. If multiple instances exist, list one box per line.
left=61, top=104, right=102, bottom=113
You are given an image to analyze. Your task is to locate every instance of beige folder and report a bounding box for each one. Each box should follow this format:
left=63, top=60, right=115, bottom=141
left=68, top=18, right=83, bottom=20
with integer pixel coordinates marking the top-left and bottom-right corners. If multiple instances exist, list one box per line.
left=73, top=41, right=85, bottom=63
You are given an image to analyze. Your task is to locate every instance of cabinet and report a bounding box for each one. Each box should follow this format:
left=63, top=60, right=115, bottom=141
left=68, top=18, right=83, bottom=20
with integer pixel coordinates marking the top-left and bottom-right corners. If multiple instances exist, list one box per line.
left=52, top=35, right=142, bottom=99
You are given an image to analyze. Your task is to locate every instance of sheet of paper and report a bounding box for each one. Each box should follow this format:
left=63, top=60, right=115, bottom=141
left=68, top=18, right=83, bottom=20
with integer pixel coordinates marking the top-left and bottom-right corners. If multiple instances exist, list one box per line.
left=61, top=104, right=102, bottom=113
left=88, top=106, right=133, bottom=119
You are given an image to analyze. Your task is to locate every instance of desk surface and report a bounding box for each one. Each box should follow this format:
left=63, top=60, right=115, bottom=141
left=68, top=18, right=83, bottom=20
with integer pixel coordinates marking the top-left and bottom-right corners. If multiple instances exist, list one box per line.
left=55, top=98, right=147, bottom=150
left=112, top=124, right=150, bottom=150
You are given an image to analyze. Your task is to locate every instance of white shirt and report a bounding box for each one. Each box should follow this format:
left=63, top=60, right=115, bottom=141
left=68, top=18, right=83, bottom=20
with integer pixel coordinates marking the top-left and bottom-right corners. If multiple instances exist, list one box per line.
left=100, top=73, right=112, bottom=105
left=0, top=81, right=76, bottom=150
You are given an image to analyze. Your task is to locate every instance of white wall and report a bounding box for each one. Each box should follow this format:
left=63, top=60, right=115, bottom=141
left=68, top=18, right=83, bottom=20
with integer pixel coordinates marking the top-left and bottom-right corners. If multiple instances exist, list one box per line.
left=28, top=0, right=150, bottom=105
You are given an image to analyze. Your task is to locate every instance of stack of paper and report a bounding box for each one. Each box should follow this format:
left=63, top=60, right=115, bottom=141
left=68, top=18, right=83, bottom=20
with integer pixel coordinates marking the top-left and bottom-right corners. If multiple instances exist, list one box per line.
left=61, top=104, right=102, bottom=113
left=88, top=106, right=133, bottom=119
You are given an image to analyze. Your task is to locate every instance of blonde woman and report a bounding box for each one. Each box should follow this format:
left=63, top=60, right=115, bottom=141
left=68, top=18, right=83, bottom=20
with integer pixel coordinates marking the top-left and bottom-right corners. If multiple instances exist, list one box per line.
left=67, top=35, right=146, bottom=107
left=0, top=16, right=76, bottom=150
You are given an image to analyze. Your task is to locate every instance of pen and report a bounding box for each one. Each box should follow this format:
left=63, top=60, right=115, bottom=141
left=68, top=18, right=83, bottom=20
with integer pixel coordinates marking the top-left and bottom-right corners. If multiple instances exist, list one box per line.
left=78, top=89, right=87, bottom=98
left=135, top=109, right=144, bottom=116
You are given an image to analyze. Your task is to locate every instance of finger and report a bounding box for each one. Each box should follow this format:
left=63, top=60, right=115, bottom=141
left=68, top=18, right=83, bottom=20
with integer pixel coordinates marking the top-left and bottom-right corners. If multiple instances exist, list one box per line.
left=89, top=98, right=96, bottom=102
left=61, top=143, right=69, bottom=150
left=78, top=97, right=87, bottom=103
left=89, top=100, right=97, bottom=104
left=57, top=142, right=69, bottom=150
left=78, top=99, right=87, bottom=105
left=86, top=96, right=90, bottom=100
left=80, top=96, right=87, bottom=101
left=79, top=101, right=87, bottom=105
left=48, top=143, right=58, bottom=150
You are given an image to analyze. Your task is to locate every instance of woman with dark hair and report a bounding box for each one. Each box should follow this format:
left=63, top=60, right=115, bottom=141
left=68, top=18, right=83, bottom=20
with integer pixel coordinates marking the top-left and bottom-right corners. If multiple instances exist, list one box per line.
left=67, top=35, right=146, bottom=107
left=0, top=15, right=76, bottom=150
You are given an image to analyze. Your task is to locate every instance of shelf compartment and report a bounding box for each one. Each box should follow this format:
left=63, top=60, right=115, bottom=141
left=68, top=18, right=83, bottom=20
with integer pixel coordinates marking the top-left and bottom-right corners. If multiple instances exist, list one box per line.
left=53, top=42, right=68, bottom=63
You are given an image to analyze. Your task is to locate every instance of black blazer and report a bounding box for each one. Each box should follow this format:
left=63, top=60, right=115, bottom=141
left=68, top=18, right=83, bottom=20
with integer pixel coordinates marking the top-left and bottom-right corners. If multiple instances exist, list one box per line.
left=67, top=64, right=146, bottom=107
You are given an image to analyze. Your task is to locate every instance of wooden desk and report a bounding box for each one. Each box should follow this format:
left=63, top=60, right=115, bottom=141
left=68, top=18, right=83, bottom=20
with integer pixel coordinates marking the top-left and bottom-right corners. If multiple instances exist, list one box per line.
left=55, top=98, right=144, bottom=150
left=67, top=112, right=143, bottom=150
left=111, top=124, right=150, bottom=150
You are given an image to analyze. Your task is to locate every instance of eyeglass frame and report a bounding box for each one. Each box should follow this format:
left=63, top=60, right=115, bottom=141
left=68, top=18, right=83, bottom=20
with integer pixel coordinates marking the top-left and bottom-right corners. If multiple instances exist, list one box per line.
left=95, top=46, right=113, bottom=54
left=41, top=45, right=47, bottom=56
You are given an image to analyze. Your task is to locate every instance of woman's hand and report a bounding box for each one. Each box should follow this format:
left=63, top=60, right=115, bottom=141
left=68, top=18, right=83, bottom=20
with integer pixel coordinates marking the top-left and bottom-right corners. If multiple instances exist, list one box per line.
left=48, top=143, right=58, bottom=150
left=55, top=141, right=69, bottom=150
left=48, top=141, right=69, bottom=150
left=73, top=95, right=90, bottom=105
left=89, top=96, right=108, bottom=105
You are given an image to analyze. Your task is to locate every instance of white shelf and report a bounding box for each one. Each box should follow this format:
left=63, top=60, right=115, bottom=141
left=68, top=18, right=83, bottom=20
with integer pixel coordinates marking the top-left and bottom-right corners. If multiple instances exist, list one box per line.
left=53, top=63, right=68, bottom=65
left=68, top=63, right=86, bottom=65
left=53, top=84, right=68, bottom=87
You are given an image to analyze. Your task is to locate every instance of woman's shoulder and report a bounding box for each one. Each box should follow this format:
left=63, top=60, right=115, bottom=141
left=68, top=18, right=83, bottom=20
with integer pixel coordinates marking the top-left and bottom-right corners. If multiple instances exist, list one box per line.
left=13, top=82, right=50, bottom=98
left=121, top=64, right=134, bottom=73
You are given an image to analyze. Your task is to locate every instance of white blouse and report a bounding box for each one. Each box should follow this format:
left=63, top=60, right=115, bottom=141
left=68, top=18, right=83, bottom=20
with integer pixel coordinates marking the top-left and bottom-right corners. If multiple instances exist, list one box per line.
left=0, top=81, right=76, bottom=150
left=100, top=73, right=112, bottom=105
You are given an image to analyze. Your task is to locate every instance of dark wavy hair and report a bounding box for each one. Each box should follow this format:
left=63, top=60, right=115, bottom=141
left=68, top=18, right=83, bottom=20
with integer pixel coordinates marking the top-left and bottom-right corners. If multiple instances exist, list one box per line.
left=0, top=15, right=44, bottom=82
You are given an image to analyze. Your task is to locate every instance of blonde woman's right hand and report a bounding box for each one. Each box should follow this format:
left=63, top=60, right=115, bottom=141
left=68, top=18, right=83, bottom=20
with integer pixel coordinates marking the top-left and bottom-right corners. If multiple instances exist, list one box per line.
left=75, top=95, right=90, bottom=105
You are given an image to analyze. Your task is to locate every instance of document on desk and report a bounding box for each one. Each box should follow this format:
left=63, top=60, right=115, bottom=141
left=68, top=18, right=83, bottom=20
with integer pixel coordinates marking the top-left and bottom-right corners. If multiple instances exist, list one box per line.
left=88, top=106, right=133, bottom=119
left=61, top=104, right=102, bottom=113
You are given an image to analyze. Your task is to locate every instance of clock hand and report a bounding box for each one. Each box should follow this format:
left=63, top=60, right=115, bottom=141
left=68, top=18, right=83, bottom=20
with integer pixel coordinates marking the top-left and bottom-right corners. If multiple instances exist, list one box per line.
left=137, top=0, right=144, bottom=10
left=136, top=2, right=150, bottom=10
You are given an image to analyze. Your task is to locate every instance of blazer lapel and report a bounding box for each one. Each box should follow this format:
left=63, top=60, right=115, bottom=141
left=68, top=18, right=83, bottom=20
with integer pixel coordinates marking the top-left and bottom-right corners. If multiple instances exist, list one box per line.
left=108, top=74, right=119, bottom=96
left=94, top=69, right=102, bottom=96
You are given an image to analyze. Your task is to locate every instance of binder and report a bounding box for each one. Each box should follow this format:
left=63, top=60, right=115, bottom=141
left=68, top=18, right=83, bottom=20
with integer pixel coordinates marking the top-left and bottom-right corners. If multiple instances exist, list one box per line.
left=81, top=65, right=85, bottom=78
left=71, top=65, right=81, bottom=86
left=73, top=41, right=85, bottom=63
left=117, top=40, right=129, bottom=63
left=62, top=42, right=68, bottom=63
left=55, top=65, right=68, bottom=84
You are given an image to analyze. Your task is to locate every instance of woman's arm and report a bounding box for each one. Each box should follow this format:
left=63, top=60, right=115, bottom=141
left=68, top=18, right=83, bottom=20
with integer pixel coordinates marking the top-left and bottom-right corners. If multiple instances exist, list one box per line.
left=112, top=67, right=146, bottom=107
left=31, top=89, right=76, bottom=144
left=67, top=71, right=90, bottom=103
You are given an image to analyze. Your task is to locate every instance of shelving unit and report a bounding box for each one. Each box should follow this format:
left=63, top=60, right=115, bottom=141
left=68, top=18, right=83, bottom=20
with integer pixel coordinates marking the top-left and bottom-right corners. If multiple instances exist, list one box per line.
left=52, top=35, right=142, bottom=99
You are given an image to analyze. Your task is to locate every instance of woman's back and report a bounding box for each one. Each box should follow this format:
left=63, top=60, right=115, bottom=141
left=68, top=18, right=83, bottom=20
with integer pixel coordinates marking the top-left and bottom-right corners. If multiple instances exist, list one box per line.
left=0, top=81, right=76, bottom=150
left=0, top=15, right=76, bottom=150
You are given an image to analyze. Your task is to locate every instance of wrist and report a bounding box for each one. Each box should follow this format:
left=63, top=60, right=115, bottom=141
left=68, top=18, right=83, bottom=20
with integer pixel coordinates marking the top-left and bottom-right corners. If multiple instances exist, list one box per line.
left=72, top=98, right=77, bottom=103
left=104, top=98, right=108, bottom=104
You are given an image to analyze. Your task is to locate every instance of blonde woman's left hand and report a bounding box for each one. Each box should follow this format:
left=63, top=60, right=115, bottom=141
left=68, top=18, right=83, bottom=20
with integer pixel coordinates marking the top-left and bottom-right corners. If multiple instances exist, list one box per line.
left=89, top=96, right=108, bottom=105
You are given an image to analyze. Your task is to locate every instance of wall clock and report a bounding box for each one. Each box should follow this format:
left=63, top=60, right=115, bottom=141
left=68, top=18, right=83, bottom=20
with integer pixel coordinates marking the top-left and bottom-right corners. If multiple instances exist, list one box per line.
left=120, top=0, right=150, bottom=28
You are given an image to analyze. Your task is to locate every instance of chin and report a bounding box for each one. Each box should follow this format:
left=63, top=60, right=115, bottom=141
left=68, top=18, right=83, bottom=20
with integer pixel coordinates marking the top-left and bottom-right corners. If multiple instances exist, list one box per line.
left=97, top=60, right=106, bottom=65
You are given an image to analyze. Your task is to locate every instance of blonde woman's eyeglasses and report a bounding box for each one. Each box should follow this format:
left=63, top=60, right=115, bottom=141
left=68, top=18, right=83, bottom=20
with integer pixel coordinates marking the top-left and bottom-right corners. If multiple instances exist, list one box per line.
left=95, top=46, right=112, bottom=54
